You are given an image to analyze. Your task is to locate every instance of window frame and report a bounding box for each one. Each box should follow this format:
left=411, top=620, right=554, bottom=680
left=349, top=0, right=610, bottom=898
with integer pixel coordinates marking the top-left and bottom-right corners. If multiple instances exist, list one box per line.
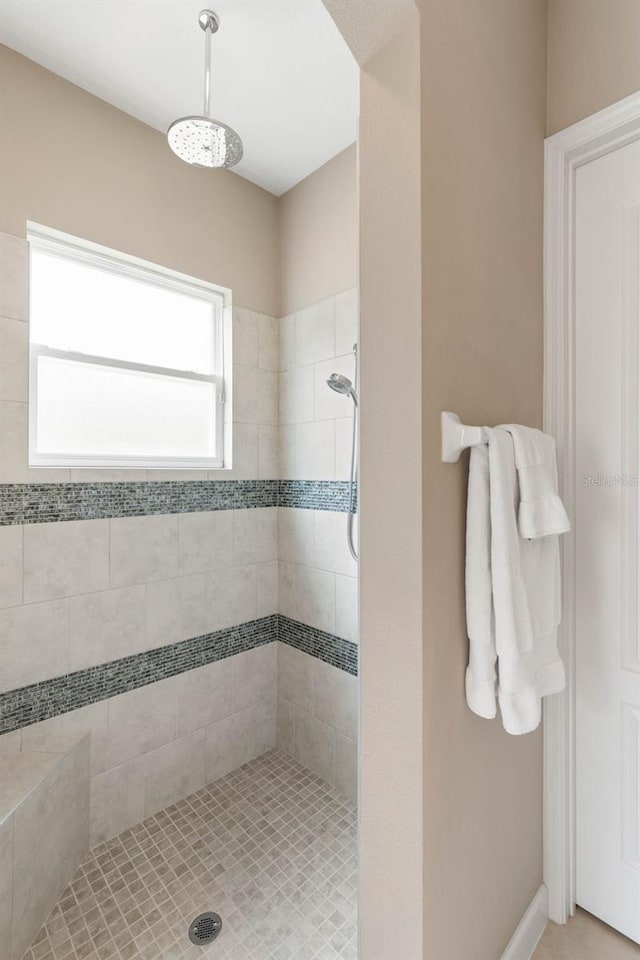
left=27, top=224, right=231, bottom=471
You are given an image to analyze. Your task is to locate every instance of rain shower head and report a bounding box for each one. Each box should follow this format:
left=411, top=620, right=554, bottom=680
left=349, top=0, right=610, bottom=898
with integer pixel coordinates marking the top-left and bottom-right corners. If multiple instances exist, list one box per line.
left=326, top=373, right=357, bottom=405
left=168, top=10, right=243, bottom=169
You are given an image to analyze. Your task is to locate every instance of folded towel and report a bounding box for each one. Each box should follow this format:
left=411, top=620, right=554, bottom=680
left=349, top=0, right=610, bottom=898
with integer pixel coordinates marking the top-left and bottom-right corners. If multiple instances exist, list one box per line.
left=465, top=444, right=497, bottom=719
left=500, top=424, right=570, bottom=539
left=465, top=426, right=568, bottom=735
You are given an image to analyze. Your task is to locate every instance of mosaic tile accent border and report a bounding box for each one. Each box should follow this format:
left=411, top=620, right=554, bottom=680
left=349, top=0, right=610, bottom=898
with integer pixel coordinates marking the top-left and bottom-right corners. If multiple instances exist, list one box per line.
left=279, top=615, right=358, bottom=676
left=0, top=479, right=358, bottom=525
left=278, top=479, right=357, bottom=513
left=0, top=480, right=279, bottom=526
left=0, top=615, right=358, bottom=735
left=0, top=615, right=277, bottom=735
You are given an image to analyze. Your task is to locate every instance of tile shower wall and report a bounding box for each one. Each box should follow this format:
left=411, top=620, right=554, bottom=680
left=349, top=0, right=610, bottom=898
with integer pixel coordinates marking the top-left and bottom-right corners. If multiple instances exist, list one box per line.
left=0, top=231, right=279, bottom=842
left=0, top=236, right=358, bottom=840
left=277, top=288, right=359, bottom=649
left=279, top=288, right=358, bottom=482
left=277, top=288, right=359, bottom=795
left=277, top=642, right=357, bottom=802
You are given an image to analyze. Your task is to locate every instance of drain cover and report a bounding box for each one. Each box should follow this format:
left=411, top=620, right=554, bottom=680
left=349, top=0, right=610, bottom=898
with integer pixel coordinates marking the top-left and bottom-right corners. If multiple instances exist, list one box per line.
left=188, top=911, right=222, bottom=946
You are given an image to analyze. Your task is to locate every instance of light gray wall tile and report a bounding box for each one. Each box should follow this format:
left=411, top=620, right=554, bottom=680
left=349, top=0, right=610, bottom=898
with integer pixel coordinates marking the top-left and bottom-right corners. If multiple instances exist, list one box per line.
left=335, top=732, right=357, bottom=803
left=278, top=642, right=314, bottom=714
left=177, top=510, right=233, bottom=575
left=296, top=564, right=335, bottom=634
left=258, top=314, right=278, bottom=371
left=278, top=561, right=297, bottom=620
left=278, top=424, right=298, bottom=479
left=174, top=659, right=234, bottom=738
left=335, top=417, right=355, bottom=482
left=233, top=363, right=259, bottom=423
left=71, top=469, right=147, bottom=482
left=69, top=585, right=146, bottom=670
left=0, top=526, right=22, bottom=610
left=106, top=676, right=177, bottom=769
left=295, top=299, right=335, bottom=367
left=232, top=643, right=277, bottom=712
left=0, top=233, right=28, bottom=322
left=23, top=519, right=109, bottom=602
left=233, top=306, right=259, bottom=367
left=0, top=401, right=69, bottom=483
left=335, top=574, right=359, bottom=644
left=109, top=514, right=178, bottom=587
left=255, top=368, right=278, bottom=426
left=144, top=469, right=208, bottom=481
left=145, top=573, right=208, bottom=648
left=204, top=705, right=257, bottom=784
left=296, top=420, right=335, bottom=480
left=0, top=813, right=12, bottom=960
left=0, top=317, right=28, bottom=402
left=256, top=697, right=277, bottom=753
left=89, top=756, right=145, bottom=846
left=279, top=366, right=314, bottom=425
left=256, top=560, right=278, bottom=618
left=143, top=729, right=206, bottom=818
left=176, top=572, right=208, bottom=641
left=314, top=510, right=358, bottom=578
left=233, top=507, right=277, bottom=565
left=225, top=421, right=258, bottom=480
left=0, top=730, right=21, bottom=755
left=295, top=710, right=335, bottom=785
left=21, top=701, right=109, bottom=777
left=276, top=697, right=296, bottom=756
left=145, top=577, right=181, bottom=647
left=12, top=737, right=89, bottom=959
left=278, top=507, right=315, bottom=566
left=313, top=659, right=358, bottom=741
left=0, top=599, right=69, bottom=693
left=258, top=424, right=279, bottom=480
left=206, top=564, right=257, bottom=631
left=278, top=314, right=296, bottom=372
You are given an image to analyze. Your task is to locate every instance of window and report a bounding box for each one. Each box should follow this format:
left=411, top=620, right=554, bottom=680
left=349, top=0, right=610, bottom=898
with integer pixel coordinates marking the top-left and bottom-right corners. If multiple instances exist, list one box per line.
left=28, top=225, right=229, bottom=469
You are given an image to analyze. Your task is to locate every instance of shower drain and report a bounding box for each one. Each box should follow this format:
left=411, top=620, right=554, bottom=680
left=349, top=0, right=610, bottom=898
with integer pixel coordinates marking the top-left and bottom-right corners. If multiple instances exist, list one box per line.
left=188, top=911, right=223, bottom=946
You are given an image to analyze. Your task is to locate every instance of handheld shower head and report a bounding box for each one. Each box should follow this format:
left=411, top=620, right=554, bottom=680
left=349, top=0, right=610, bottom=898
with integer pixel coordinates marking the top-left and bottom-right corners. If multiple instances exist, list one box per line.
left=326, top=347, right=359, bottom=562
left=326, top=373, right=357, bottom=405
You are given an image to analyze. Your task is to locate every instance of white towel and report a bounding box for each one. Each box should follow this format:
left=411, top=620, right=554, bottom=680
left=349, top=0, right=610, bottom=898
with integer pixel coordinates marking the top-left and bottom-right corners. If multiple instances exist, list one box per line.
left=464, top=444, right=496, bottom=719
left=501, top=424, right=570, bottom=539
left=465, top=426, right=567, bottom=735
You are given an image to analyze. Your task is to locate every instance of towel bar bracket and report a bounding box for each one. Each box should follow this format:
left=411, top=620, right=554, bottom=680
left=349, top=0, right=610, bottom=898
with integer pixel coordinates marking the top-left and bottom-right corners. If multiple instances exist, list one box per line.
left=441, top=411, right=488, bottom=463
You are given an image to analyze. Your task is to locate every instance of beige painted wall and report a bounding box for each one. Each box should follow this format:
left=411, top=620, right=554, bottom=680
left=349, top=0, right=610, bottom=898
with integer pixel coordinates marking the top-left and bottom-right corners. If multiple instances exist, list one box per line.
left=358, top=15, right=424, bottom=960
left=278, top=144, right=357, bottom=316
left=0, top=45, right=278, bottom=315
left=419, top=1, right=547, bottom=958
left=547, top=0, right=640, bottom=135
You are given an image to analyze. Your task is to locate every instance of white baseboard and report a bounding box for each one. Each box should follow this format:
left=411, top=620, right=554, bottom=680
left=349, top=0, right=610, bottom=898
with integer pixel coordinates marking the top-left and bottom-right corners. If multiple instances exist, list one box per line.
left=500, top=885, right=549, bottom=960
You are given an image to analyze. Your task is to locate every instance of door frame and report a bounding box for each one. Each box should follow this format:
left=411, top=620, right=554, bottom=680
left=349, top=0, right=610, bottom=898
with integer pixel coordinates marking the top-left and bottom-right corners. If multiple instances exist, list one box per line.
left=543, top=90, right=640, bottom=924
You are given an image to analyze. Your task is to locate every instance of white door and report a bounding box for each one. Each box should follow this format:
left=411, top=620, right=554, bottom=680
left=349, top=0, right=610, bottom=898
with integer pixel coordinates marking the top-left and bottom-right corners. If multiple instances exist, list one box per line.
left=575, top=136, right=640, bottom=943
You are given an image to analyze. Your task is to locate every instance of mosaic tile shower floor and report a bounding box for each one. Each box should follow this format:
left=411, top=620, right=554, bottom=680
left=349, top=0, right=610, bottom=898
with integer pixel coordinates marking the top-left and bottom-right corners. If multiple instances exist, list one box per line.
left=23, top=752, right=357, bottom=960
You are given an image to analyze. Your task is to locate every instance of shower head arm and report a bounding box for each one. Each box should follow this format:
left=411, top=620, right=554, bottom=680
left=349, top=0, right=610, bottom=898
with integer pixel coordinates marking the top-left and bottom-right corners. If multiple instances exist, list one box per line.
left=198, top=10, right=219, bottom=117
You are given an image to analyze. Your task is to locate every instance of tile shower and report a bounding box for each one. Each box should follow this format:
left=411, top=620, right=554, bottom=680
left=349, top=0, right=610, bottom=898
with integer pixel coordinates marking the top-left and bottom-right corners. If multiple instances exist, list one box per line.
left=0, top=231, right=359, bottom=960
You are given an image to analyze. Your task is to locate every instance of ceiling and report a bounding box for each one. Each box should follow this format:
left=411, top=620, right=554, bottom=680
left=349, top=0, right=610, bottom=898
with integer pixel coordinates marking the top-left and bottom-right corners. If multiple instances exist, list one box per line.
left=0, top=0, right=359, bottom=196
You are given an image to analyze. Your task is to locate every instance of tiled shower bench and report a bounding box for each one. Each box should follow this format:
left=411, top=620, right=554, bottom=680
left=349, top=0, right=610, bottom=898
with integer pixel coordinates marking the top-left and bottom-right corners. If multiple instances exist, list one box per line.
left=0, top=735, right=89, bottom=960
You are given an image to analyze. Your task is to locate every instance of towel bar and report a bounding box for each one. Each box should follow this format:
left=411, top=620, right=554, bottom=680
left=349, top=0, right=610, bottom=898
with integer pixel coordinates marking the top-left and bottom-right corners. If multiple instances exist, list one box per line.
left=441, top=411, right=489, bottom=463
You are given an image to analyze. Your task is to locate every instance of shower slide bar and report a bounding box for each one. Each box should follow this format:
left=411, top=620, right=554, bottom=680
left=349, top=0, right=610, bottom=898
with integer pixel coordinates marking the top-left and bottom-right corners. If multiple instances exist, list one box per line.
left=441, top=411, right=490, bottom=463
